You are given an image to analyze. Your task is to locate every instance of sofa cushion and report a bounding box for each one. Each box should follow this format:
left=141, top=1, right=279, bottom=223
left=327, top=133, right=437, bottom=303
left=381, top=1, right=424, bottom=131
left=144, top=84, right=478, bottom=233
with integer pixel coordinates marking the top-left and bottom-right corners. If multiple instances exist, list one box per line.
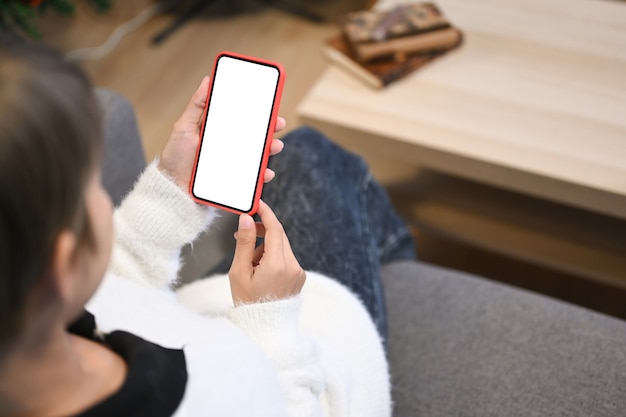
left=382, top=260, right=626, bottom=417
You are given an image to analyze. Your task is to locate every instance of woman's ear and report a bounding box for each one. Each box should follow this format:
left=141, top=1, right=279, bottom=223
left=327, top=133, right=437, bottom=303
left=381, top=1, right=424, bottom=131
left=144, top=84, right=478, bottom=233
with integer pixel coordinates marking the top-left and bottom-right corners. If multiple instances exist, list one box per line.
left=48, top=230, right=80, bottom=303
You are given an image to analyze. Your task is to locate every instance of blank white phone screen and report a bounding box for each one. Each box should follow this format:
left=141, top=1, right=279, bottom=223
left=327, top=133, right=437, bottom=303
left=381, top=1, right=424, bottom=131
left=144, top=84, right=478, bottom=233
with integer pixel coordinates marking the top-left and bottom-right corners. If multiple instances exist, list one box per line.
left=193, top=55, right=280, bottom=212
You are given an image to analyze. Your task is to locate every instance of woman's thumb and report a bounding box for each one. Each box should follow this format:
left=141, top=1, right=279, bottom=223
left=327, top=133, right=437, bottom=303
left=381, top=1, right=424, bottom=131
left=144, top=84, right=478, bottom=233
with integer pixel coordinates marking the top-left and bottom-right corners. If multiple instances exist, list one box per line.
left=231, top=214, right=256, bottom=269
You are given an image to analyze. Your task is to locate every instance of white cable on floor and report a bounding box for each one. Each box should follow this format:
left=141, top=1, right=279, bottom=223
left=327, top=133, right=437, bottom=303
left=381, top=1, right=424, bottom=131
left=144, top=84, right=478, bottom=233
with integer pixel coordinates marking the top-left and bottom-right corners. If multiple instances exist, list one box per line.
left=66, top=1, right=170, bottom=61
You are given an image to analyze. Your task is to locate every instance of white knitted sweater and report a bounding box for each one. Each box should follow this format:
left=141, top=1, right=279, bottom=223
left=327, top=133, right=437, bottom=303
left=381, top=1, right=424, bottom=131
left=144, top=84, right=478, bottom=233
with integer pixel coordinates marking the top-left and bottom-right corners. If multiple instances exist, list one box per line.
left=86, top=162, right=391, bottom=417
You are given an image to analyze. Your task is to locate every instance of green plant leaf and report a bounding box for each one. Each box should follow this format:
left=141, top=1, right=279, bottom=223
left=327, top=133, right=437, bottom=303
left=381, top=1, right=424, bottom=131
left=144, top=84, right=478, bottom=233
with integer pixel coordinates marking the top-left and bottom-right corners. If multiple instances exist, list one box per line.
left=87, top=0, right=111, bottom=13
left=0, top=0, right=113, bottom=38
left=50, top=0, right=76, bottom=15
left=6, top=2, right=40, bottom=38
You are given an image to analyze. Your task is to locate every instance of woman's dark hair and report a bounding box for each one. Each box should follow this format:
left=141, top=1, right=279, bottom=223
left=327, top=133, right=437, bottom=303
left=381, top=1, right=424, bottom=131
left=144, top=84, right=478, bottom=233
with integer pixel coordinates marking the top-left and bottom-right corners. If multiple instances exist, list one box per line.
left=0, top=36, right=102, bottom=343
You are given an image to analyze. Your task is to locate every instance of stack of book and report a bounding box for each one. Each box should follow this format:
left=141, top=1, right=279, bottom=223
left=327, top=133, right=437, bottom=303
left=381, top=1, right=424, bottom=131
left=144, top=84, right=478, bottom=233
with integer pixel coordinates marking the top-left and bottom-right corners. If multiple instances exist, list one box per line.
left=324, top=2, right=463, bottom=88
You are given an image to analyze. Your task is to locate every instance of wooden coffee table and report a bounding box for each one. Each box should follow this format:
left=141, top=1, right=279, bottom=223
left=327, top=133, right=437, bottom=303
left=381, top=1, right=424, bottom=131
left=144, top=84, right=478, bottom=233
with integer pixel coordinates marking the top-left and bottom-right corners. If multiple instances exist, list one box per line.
left=297, top=0, right=626, bottom=286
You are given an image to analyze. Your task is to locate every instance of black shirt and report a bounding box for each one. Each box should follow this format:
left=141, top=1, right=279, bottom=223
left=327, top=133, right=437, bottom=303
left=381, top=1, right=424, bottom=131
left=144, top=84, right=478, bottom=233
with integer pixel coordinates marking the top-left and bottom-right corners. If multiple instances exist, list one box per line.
left=67, top=312, right=187, bottom=417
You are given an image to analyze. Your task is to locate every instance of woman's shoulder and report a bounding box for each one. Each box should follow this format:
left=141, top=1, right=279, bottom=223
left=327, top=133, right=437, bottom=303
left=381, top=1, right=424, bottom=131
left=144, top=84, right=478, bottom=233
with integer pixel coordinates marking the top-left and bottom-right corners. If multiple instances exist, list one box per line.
left=87, top=274, right=288, bottom=416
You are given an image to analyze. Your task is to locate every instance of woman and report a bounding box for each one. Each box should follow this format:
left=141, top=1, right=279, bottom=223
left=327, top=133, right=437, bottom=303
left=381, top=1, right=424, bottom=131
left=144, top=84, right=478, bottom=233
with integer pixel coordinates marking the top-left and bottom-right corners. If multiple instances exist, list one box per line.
left=0, top=36, right=415, bottom=416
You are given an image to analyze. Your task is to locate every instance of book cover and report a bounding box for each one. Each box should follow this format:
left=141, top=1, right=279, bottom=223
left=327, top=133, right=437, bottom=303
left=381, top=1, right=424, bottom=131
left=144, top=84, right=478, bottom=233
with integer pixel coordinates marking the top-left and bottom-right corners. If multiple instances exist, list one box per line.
left=352, top=26, right=462, bottom=63
left=322, top=33, right=455, bottom=89
left=343, top=2, right=462, bottom=62
left=343, top=3, right=450, bottom=44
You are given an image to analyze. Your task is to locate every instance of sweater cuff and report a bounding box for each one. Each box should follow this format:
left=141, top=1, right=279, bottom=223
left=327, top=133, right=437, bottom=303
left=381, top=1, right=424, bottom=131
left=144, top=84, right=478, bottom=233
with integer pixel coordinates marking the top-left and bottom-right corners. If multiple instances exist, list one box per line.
left=229, top=297, right=303, bottom=352
left=114, top=161, right=219, bottom=251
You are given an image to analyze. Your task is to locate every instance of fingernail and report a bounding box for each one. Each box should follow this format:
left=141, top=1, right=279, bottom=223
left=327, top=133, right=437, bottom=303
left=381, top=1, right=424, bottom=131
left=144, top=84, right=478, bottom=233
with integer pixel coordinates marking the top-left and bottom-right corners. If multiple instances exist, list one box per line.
left=239, top=214, right=253, bottom=230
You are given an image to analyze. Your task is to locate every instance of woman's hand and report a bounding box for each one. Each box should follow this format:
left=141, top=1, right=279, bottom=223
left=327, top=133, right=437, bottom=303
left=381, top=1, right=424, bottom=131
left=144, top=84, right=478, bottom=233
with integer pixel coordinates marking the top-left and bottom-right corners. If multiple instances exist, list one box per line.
left=229, top=200, right=306, bottom=306
left=159, top=76, right=286, bottom=190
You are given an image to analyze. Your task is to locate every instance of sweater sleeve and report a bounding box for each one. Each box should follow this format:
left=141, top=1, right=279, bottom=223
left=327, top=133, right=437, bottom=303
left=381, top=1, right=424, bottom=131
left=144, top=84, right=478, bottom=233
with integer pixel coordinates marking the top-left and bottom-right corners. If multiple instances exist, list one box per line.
left=229, top=296, right=325, bottom=417
left=109, top=161, right=219, bottom=290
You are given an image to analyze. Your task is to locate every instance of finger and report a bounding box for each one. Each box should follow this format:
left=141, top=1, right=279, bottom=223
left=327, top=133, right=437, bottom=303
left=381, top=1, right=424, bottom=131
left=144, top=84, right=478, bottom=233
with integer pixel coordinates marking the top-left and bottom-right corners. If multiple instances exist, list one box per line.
left=177, top=76, right=210, bottom=131
left=230, top=214, right=257, bottom=277
left=234, top=222, right=265, bottom=240
left=274, top=117, right=286, bottom=132
left=263, top=169, right=276, bottom=183
left=270, top=139, right=284, bottom=156
left=256, top=200, right=285, bottom=253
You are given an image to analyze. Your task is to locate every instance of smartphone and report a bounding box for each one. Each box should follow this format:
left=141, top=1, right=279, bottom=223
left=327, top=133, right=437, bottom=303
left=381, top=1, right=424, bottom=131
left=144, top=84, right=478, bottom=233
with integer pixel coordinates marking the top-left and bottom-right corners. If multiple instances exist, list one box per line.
left=190, top=51, right=285, bottom=215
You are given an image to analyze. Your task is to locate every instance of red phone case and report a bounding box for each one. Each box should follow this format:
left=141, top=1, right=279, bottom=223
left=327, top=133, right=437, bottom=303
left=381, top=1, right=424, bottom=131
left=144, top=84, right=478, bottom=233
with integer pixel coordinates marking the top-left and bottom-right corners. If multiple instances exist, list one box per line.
left=189, top=51, right=285, bottom=215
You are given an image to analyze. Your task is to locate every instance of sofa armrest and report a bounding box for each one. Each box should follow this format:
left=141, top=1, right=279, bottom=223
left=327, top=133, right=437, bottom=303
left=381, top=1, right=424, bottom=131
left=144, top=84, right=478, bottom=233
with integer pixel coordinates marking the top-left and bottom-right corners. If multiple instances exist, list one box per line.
left=96, top=88, right=146, bottom=206
left=382, top=260, right=626, bottom=417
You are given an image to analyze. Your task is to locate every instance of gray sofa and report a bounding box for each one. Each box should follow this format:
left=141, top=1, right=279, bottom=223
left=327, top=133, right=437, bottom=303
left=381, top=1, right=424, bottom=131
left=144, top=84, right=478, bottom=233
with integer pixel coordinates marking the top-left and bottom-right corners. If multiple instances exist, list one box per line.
left=98, top=89, right=626, bottom=416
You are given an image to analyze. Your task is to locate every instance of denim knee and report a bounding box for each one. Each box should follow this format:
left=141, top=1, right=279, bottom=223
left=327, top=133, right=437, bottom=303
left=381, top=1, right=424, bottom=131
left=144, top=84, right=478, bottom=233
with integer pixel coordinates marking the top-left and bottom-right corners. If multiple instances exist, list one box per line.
left=279, top=126, right=369, bottom=182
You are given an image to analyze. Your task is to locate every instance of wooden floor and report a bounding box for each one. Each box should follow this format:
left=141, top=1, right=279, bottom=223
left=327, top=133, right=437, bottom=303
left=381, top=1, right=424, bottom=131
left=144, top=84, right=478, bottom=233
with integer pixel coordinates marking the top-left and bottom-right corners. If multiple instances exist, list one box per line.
left=38, top=0, right=368, bottom=158
left=36, top=0, right=626, bottom=320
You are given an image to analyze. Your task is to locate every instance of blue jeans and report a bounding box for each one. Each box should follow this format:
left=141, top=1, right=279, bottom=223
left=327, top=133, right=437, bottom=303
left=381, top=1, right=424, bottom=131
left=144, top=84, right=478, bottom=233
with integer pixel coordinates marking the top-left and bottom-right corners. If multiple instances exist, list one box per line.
left=212, top=127, right=416, bottom=343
